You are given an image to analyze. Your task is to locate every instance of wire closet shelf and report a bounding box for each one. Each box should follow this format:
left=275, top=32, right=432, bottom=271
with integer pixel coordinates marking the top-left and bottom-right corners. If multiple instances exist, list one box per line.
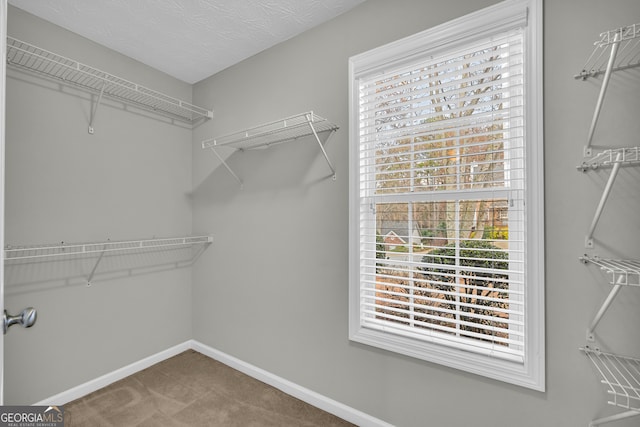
left=578, top=147, right=640, bottom=249
left=4, top=236, right=213, bottom=262
left=201, top=111, right=339, bottom=185
left=578, top=147, right=640, bottom=172
left=581, top=256, right=640, bottom=287
left=6, top=37, right=213, bottom=124
left=202, top=111, right=338, bottom=150
left=575, top=23, right=640, bottom=80
left=577, top=23, right=640, bottom=157
left=580, top=348, right=640, bottom=413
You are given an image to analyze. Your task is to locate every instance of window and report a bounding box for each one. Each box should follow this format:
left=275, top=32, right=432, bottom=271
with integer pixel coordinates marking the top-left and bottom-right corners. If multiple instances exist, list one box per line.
left=348, top=0, right=544, bottom=390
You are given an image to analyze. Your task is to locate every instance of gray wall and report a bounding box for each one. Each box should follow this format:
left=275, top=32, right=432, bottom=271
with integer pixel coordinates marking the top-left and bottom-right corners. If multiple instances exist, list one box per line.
left=191, top=1, right=640, bottom=426
left=3, top=0, right=640, bottom=425
left=4, top=6, right=195, bottom=404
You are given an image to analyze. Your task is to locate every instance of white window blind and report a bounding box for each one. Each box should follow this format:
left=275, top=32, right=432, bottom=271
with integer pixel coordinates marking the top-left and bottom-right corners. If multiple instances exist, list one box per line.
left=349, top=0, right=544, bottom=390
left=357, top=28, right=526, bottom=362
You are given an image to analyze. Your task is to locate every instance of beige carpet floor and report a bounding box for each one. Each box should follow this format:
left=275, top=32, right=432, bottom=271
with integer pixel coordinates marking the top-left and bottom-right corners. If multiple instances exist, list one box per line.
left=64, top=349, right=355, bottom=426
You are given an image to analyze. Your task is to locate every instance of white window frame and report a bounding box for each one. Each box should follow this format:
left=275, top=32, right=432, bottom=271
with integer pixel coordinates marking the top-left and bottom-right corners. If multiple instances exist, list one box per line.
left=348, top=0, right=544, bottom=391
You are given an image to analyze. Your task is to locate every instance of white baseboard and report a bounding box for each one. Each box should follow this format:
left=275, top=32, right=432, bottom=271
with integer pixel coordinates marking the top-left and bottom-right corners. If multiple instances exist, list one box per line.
left=35, top=339, right=393, bottom=427
left=34, top=341, right=191, bottom=406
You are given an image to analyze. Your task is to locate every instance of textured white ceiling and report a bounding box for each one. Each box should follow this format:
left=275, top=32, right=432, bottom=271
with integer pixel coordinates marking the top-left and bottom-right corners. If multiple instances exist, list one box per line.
left=8, top=0, right=365, bottom=84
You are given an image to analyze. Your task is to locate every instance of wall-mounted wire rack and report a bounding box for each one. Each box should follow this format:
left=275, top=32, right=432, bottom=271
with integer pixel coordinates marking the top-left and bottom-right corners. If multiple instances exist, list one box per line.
left=578, top=147, right=640, bottom=249
left=581, top=256, right=640, bottom=287
left=578, top=148, right=640, bottom=249
left=580, top=348, right=640, bottom=427
left=576, top=23, right=640, bottom=427
left=575, top=23, right=640, bottom=157
left=4, top=236, right=213, bottom=261
left=4, top=235, right=213, bottom=286
left=578, top=147, right=640, bottom=172
left=575, top=23, right=640, bottom=80
left=201, top=111, right=339, bottom=186
left=6, top=37, right=213, bottom=132
left=581, top=255, right=640, bottom=345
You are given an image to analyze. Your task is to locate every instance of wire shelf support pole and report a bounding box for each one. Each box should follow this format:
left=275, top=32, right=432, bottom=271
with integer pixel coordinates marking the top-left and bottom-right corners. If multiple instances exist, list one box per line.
left=585, top=33, right=621, bottom=157
left=585, top=152, right=623, bottom=248
left=88, top=80, right=106, bottom=135
left=209, top=146, right=243, bottom=188
left=586, top=284, right=623, bottom=343
left=306, top=112, right=337, bottom=180
left=86, top=242, right=108, bottom=286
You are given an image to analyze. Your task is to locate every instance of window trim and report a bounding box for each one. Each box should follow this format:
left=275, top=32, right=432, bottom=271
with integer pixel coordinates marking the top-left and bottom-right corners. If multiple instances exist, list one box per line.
left=348, top=0, right=544, bottom=391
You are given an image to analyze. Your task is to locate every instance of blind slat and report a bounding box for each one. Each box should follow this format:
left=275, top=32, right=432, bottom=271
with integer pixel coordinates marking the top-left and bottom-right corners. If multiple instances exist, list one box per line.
left=360, top=36, right=523, bottom=97
left=364, top=292, right=523, bottom=323
left=360, top=69, right=524, bottom=112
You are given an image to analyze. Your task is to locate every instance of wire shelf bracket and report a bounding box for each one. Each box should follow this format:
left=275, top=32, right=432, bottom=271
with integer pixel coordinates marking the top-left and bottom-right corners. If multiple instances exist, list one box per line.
left=4, top=235, right=213, bottom=286
left=201, top=111, right=339, bottom=187
left=580, top=347, right=640, bottom=427
left=6, top=37, right=214, bottom=133
left=575, top=24, right=640, bottom=156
